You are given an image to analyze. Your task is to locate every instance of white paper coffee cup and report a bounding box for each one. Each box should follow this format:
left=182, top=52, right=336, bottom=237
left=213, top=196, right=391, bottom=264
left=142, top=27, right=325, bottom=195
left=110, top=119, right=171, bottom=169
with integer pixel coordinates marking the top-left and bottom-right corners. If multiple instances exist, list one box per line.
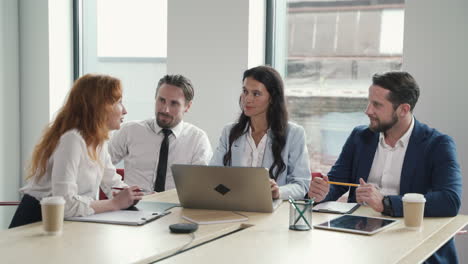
left=402, top=193, right=426, bottom=231
left=40, top=196, right=65, bottom=235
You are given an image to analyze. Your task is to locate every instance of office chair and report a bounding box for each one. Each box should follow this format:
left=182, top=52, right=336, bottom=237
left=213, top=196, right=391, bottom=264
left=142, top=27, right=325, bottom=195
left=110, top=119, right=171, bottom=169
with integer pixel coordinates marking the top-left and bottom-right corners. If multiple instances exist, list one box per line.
left=0, top=201, right=20, bottom=206
left=0, top=169, right=125, bottom=204
left=311, top=172, right=323, bottom=179
left=99, top=168, right=125, bottom=200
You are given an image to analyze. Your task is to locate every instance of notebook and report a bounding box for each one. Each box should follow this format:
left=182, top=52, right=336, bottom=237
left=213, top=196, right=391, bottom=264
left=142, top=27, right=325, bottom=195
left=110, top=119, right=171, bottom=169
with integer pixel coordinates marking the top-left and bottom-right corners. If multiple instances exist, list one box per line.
left=312, top=201, right=360, bottom=214
left=65, top=201, right=177, bottom=226
left=182, top=209, right=248, bottom=225
left=66, top=210, right=170, bottom=226
left=171, top=164, right=282, bottom=213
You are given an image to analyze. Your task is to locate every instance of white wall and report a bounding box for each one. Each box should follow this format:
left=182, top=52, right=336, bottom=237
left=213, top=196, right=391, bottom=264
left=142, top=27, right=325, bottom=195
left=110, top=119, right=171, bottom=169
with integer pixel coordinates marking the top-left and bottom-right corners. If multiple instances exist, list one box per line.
left=19, top=0, right=74, bottom=182
left=403, top=0, right=468, bottom=261
left=167, top=0, right=265, bottom=146
left=0, top=0, right=73, bottom=229
left=19, top=0, right=51, bottom=182
left=0, top=0, right=20, bottom=229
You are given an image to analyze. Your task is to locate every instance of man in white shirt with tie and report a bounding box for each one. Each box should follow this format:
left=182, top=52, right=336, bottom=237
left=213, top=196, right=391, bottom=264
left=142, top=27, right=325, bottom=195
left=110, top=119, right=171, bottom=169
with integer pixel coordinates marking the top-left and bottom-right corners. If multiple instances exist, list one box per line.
left=109, top=74, right=213, bottom=193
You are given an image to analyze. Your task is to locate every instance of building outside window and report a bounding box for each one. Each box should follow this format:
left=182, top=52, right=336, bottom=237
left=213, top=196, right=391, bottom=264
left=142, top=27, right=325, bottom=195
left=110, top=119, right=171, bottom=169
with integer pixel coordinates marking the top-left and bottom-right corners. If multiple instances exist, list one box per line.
left=271, top=0, right=405, bottom=173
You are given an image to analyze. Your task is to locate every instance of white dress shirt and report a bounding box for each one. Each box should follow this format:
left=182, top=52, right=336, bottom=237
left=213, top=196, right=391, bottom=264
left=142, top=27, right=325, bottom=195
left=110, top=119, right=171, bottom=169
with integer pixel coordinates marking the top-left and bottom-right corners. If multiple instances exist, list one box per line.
left=21, top=129, right=127, bottom=217
left=367, top=117, right=415, bottom=195
left=108, top=119, right=213, bottom=192
left=242, top=127, right=269, bottom=167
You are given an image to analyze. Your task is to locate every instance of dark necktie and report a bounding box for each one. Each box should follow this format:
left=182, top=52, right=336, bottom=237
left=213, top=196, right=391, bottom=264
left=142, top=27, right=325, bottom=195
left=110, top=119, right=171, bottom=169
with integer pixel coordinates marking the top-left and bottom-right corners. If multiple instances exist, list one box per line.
left=154, top=128, right=172, bottom=192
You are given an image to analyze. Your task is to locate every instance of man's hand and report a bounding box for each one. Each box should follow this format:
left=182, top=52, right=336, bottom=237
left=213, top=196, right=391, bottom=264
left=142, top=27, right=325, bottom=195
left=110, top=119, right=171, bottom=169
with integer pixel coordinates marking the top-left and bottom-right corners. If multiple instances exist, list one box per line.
left=308, top=175, right=330, bottom=203
left=356, top=178, right=384, bottom=212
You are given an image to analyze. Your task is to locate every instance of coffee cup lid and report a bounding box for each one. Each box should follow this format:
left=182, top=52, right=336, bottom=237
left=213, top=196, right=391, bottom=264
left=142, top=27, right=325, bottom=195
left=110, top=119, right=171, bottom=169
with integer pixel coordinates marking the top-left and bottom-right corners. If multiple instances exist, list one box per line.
left=40, top=196, right=65, bottom=205
left=402, top=193, right=426, bottom=203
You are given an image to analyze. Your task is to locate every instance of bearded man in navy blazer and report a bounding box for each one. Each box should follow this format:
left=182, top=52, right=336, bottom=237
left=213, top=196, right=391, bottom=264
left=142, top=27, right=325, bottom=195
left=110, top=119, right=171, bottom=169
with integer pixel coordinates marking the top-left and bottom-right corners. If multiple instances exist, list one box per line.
left=309, top=71, right=462, bottom=264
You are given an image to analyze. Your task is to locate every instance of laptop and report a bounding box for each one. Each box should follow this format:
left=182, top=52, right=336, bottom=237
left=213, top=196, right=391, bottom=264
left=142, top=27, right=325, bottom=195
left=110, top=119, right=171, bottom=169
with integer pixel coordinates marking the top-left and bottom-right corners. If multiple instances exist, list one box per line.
left=171, top=164, right=282, bottom=213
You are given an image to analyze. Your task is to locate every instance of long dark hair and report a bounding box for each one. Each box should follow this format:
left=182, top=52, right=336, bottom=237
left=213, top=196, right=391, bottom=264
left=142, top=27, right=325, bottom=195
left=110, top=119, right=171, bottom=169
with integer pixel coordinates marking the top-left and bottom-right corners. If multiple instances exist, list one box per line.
left=223, top=65, right=288, bottom=180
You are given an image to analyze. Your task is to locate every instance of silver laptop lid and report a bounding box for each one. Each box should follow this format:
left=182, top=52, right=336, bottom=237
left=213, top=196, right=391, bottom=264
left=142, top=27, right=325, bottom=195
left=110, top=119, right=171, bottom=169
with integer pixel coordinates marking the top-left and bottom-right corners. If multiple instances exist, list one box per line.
left=172, top=164, right=277, bottom=213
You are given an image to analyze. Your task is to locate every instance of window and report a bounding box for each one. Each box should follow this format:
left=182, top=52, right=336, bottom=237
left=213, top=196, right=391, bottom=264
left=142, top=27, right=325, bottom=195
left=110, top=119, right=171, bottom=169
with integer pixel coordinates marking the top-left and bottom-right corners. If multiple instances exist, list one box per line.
left=76, top=0, right=168, bottom=122
left=270, top=0, right=405, bottom=173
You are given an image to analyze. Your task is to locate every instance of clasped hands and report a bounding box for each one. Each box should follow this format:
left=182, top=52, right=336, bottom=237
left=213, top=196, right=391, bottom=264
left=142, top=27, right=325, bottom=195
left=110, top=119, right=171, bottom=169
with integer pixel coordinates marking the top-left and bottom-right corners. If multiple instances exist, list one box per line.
left=308, top=176, right=384, bottom=213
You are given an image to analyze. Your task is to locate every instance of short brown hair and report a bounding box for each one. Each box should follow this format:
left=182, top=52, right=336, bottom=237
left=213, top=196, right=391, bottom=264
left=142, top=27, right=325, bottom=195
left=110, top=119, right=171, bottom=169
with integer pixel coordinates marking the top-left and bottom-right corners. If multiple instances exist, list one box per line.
left=156, top=74, right=194, bottom=102
left=372, top=71, right=420, bottom=112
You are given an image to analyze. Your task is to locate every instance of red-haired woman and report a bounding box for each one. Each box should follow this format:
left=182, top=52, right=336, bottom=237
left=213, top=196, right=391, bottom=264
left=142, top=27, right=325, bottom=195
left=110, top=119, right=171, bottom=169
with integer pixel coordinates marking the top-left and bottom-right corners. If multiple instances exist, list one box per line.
left=9, top=74, right=143, bottom=228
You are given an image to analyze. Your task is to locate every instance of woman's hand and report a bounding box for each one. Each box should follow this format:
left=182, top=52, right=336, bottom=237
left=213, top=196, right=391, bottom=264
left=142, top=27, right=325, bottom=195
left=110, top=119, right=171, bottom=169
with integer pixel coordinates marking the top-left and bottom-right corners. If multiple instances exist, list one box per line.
left=270, top=179, right=280, bottom=199
left=111, top=186, right=144, bottom=210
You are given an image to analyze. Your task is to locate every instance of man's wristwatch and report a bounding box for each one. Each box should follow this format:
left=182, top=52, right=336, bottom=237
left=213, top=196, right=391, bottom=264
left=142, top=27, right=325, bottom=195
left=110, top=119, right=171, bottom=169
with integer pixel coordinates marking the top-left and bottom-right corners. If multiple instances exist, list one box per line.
left=382, top=196, right=394, bottom=216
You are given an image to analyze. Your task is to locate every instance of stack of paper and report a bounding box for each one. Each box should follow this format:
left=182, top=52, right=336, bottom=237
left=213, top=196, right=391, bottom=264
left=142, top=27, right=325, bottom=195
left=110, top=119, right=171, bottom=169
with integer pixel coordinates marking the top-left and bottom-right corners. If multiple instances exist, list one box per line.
left=182, top=209, right=248, bottom=225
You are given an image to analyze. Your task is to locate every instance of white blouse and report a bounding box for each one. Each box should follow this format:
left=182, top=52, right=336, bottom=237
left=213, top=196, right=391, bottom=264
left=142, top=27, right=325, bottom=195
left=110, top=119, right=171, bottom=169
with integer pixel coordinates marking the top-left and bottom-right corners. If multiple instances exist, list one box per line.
left=21, top=129, right=127, bottom=217
left=241, top=127, right=269, bottom=167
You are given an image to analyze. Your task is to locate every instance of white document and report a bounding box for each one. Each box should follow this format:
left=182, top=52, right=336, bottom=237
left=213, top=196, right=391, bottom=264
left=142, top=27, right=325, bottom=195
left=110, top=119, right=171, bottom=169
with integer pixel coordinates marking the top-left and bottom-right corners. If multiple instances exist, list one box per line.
left=181, top=209, right=248, bottom=225
left=312, top=201, right=360, bottom=214
left=66, top=210, right=170, bottom=226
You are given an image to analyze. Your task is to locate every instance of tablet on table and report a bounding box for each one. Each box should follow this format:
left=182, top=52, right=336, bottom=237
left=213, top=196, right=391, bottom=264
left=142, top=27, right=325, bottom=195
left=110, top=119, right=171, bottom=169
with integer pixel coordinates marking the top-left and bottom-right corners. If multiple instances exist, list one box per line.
left=313, top=214, right=398, bottom=235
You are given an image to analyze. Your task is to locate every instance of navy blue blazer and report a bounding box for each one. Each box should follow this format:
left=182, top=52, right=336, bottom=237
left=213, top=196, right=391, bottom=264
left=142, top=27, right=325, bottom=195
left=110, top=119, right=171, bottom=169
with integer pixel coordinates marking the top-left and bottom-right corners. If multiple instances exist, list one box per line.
left=325, top=119, right=462, bottom=263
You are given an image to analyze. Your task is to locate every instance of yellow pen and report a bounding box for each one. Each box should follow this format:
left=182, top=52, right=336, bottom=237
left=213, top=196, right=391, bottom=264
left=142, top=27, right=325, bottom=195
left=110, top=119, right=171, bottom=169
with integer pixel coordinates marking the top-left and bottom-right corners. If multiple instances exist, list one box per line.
left=327, top=181, right=360, bottom=187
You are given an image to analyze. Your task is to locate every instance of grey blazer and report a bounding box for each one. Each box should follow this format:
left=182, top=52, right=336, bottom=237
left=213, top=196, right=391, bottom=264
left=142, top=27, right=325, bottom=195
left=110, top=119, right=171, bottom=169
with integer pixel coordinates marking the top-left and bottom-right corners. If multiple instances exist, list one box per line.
left=210, top=122, right=311, bottom=199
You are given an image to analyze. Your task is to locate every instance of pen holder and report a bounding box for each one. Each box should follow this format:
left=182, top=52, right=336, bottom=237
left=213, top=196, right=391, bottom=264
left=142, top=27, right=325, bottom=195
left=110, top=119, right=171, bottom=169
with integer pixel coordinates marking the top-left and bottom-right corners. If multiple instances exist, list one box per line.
left=289, top=199, right=313, bottom=231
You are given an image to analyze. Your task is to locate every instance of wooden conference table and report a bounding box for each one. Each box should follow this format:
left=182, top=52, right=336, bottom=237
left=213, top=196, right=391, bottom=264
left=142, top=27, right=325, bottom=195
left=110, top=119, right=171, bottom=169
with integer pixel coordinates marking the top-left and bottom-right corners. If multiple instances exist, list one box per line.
left=1, top=190, right=467, bottom=264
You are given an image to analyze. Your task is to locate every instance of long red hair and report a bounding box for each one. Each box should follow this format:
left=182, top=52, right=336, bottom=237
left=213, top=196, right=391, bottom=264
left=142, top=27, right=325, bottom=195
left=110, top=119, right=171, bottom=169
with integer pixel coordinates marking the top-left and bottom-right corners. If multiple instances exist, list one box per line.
left=27, top=74, right=122, bottom=180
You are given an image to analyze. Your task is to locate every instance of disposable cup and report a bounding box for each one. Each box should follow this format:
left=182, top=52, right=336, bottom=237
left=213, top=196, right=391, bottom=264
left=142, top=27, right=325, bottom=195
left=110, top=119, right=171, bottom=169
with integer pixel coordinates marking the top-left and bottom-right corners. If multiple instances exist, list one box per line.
left=40, top=196, right=65, bottom=235
left=402, top=193, right=426, bottom=231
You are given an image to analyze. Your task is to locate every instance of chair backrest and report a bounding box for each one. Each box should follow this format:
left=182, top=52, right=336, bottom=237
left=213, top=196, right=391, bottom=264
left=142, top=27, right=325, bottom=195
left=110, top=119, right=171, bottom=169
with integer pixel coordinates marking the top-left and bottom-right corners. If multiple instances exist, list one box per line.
left=0, top=202, right=20, bottom=206
left=99, top=169, right=125, bottom=200
left=116, top=169, right=125, bottom=179
left=1, top=169, right=125, bottom=204
left=312, top=172, right=323, bottom=179
left=304, top=172, right=324, bottom=199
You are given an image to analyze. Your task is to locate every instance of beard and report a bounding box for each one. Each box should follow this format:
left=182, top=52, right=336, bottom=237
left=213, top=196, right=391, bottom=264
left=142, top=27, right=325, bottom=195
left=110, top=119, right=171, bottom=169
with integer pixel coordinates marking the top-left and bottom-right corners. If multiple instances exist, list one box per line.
left=156, top=112, right=174, bottom=128
left=369, top=112, right=398, bottom=133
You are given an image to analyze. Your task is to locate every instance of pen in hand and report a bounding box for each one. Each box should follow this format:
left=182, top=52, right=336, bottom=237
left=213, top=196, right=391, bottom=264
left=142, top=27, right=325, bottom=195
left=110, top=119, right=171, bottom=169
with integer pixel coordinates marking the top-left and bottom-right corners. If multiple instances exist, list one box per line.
left=327, top=181, right=360, bottom=187
left=112, top=187, right=144, bottom=207
left=112, top=187, right=143, bottom=192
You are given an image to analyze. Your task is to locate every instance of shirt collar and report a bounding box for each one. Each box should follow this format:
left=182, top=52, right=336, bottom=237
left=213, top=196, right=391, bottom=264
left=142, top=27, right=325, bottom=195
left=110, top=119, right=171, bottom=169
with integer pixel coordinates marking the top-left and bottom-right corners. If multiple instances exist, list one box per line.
left=247, top=126, right=270, bottom=136
left=379, top=116, right=414, bottom=148
left=153, top=119, right=184, bottom=139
